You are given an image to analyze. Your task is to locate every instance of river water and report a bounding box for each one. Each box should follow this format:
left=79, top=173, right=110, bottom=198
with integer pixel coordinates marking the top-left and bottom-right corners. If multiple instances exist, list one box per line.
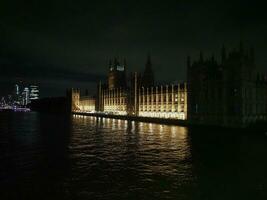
left=0, top=112, right=267, bottom=199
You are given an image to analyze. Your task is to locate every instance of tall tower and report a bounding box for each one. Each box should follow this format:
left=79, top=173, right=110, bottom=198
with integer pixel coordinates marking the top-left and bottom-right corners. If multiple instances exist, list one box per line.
left=221, top=45, right=226, bottom=63
left=29, top=85, right=39, bottom=101
left=141, top=54, right=154, bottom=87
left=14, top=84, right=19, bottom=96
left=22, top=87, right=30, bottom=105
left=108, top=58, right=127, bottom=89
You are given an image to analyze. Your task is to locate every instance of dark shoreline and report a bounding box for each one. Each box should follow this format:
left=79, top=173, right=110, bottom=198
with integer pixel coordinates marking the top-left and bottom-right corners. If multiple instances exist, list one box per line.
left=72, top=112, right=267, bottom=134
left=73, top=112, right=188, bottom=126
left=2, top=111, right=265, bottom=134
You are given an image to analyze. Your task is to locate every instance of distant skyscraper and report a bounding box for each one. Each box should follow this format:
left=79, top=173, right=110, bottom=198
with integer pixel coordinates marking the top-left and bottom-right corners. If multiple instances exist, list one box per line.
left=13, top=84, right=21, bottom=105
left=0, top=97, right=6, bottom=107
left=14, top=84, right=19, bottom=95
left=29, top=85, right=39, bottom=101
left=22, top=87, right=30, bottom=105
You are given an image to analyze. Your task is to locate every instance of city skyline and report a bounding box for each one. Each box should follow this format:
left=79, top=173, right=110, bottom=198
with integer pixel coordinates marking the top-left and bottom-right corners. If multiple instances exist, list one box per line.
left=1, top=1, right=267, bottom=97
left=0, top=83, right=40, bottom=110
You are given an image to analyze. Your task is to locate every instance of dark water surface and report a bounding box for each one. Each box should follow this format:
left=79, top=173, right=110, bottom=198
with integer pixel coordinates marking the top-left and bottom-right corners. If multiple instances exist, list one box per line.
left=0, top=112, right=267, bottom=199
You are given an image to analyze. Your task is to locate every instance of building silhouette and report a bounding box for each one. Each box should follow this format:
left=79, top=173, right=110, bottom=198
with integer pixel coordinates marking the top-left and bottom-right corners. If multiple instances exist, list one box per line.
left=141, top=54, right=154, bottom=87
left=187, top=42, right=267, bottom=127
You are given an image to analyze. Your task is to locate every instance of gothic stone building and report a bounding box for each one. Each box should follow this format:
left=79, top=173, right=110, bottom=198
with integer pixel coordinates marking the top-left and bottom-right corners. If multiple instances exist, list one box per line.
left=69, top=56, right=187, bottom=120
left=67, top=88, right=95, bottom=113
left=187, top=43, right=267, bottom=127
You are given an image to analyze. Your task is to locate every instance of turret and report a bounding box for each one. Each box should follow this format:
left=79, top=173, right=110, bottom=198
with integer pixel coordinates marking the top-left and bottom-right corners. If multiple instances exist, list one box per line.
left=199, top=51, right=204, bottom=63
left=187, top=56, right=191, bottom=68
left=239, top=40, right=244, bottom=54
left=146, top=53, right=151, bottom=66
left=113, top=57, right=119, bottom=70
left=221, top=45, right=226, bottom=63
left=250, top=46, right=255, bottom=63
left=123, top=58, right=127, bottom=71
left=141, top=53, right=154, bottom=87
left=108, top=57, right=127, bottom=89
left=109, top=59, right=113, bottom=71
left=211, top=54, right=215, bottom=63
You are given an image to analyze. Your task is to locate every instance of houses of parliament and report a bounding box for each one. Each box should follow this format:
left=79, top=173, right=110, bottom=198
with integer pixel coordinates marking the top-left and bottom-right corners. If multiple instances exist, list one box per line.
left=67, top=42, right=267, bottom=128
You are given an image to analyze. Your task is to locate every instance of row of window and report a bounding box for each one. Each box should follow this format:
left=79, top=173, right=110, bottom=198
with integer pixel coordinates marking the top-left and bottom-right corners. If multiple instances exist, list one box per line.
left=140, top=109, right=179, bottom=112
left=103, top=93, right=127, bottom=97
left=104, top=98, right=126, bottom=105
left=140, top=106, right=185, bottom=112
left=139, top=98, right=184, bottom=103
left=104, top=106, right=126, bottom=111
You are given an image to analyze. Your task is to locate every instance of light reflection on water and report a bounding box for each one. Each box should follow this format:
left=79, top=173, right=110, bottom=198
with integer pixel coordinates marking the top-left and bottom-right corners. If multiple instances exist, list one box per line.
left=1, top=112, right=267, bottom=200
left=72, top=114, right=192, bottom=162
left=70, top=115, right=193, bottom=198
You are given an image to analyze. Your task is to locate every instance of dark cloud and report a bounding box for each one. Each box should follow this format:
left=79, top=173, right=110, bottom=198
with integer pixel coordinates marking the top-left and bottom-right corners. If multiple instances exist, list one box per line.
left=0, top=63, right=104, bottom=82
left=0, top=0, right=267, bottom=97
left=0, top=60, right=105, bottom=96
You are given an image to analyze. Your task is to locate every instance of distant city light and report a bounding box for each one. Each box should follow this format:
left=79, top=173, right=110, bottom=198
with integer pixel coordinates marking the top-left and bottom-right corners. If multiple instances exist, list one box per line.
left=0, top=83, right=40, bottom=111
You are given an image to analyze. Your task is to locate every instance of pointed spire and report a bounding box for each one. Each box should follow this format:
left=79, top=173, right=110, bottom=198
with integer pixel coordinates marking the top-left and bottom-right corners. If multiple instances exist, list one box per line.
left=257, top=72, right=260, bottom=81
left=123, top=58, right=127, bottom=71
left=114, top=57, right=118, bottom=65
left=199, top=51, right=204, bottom=62
left=145, top=53, right=152, bottom=72
left=211, top=54, right=215, bottom=63
left=113, top=57, right=120, bottom=70
left=221, top=45, right=226, bottom=62
left=146, top=53, right=151, bottom=66
left=142, top=53, right=154, bottom=86
left=187, top=56, right=191, bottom=68
left=239, top=40, right=244, bottom=54
left=109, top=59, right=113, bottom=71
left=250, top=46, right=255, bottom=62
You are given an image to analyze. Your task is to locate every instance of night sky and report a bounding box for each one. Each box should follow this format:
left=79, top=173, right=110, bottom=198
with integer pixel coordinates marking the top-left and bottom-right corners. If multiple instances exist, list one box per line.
left=0, top=0, right=267, bottom=97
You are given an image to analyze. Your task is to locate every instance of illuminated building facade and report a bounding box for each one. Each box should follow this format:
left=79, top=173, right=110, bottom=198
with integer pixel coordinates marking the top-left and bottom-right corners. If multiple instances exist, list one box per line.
left=138, top=84, right=187, bottom=120
left=187, top=42, right=267, bottom=127
left=79, top=96, right=96, bottom=112
left=96, top=58, right=128, bottom=115
left=101, top=87, right=128, bottom=115
left=68, top=89, right=96, bottom=113
left=69, top=87, right=127, bottom=115
left=68, top=56, right=188, bottom=120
